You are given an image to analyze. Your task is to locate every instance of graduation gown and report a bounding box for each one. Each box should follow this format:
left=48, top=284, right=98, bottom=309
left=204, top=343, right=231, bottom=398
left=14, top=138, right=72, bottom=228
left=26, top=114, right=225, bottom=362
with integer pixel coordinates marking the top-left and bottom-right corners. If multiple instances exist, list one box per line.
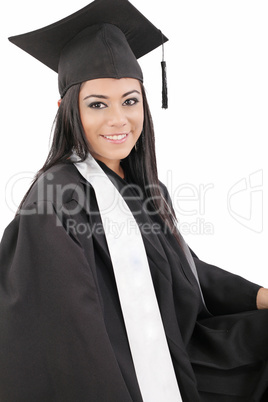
left=0, top=162, right=268, bottom=402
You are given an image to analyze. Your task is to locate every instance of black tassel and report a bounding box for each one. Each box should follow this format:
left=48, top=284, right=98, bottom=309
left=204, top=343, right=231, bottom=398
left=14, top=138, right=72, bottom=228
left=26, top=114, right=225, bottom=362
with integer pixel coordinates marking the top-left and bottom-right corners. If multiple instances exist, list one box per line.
left=161, top=60, right=168, bottom=109
left=161, top=32, right=168, bottom=109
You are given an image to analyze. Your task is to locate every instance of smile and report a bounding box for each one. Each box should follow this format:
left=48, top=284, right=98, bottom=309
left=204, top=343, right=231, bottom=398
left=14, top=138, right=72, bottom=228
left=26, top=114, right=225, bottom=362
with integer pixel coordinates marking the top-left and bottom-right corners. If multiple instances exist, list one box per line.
left=101, top=133, right=128, bottom=143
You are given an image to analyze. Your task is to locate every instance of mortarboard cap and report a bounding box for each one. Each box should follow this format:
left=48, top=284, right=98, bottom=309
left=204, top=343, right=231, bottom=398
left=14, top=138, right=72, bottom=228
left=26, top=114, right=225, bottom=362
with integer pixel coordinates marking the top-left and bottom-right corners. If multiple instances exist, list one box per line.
left=8, top=0, right=168, bottom=104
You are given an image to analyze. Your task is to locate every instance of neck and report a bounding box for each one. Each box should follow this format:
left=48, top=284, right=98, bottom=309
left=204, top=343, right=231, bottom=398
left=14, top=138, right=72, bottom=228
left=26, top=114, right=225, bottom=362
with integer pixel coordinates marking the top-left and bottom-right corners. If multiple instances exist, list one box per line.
left=109, top=161, right=125, bottom=179
left=97, top=158, right=124, bottom=179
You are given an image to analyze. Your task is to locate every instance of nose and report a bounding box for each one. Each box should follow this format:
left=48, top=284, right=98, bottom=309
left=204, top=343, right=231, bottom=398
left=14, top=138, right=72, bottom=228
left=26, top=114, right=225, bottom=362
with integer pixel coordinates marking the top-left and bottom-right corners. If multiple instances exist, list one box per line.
left=107, top=105, right=127, bottom=128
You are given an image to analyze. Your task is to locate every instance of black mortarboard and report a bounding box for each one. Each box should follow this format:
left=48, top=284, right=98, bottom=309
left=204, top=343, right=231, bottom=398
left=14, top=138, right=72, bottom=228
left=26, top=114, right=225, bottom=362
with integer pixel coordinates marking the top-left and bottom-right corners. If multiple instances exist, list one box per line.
left=8, top=0, right=168, bottom=105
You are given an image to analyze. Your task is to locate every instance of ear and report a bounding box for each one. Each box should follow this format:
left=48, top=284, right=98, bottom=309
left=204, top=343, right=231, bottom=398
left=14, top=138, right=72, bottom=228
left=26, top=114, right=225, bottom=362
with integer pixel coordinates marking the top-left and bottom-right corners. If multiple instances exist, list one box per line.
left=58, top=99, right=62, bottom=108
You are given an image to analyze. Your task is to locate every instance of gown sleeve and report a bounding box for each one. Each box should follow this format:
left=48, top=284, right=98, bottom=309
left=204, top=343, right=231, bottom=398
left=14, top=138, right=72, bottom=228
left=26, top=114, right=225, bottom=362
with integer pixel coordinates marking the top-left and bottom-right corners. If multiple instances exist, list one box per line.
left=159, top=181, right=261, bottom=316
left=0, top=201, right=133, bottom=402
left=193, top=257, right=261, bottom=315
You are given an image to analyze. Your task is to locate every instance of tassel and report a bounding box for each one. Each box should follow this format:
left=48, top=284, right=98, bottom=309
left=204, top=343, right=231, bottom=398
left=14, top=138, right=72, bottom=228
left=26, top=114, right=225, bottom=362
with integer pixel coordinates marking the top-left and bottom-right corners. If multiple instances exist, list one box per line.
left=161, top=32, right=168, bottom=109
left=161, top=61, right=168, bottom=109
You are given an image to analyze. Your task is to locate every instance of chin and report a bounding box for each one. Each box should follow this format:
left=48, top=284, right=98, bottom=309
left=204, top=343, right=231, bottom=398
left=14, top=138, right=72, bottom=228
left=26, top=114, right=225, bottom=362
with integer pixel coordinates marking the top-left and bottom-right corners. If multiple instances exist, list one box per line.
left=108, top=148, right=134, bottom=161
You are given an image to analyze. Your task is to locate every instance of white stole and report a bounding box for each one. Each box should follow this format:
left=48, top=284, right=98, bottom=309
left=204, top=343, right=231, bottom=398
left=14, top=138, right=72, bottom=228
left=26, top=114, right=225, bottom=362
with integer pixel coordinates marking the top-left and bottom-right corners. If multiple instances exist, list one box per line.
left=72, top=153, right=182, bottom=402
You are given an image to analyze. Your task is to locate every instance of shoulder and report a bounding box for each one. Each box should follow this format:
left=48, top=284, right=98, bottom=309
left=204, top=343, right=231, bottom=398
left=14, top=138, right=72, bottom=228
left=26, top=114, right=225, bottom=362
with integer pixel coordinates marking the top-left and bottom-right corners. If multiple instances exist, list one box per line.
left=158, top=180, right=168, bottom=195
left=158, top=180, right=172, bottom=204
left=22, top=163, right=88, bottom=209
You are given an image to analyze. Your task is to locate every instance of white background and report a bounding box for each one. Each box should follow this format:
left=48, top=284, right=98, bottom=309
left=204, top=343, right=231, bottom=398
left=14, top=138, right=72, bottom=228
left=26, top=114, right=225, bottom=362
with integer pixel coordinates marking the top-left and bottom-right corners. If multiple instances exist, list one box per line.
left=0, top=0, right=267, bottom=286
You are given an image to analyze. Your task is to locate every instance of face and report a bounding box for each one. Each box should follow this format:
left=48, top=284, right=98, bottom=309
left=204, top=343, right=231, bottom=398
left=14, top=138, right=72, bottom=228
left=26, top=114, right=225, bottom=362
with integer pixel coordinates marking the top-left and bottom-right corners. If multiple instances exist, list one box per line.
left=79, top=78, right=144, bottom=171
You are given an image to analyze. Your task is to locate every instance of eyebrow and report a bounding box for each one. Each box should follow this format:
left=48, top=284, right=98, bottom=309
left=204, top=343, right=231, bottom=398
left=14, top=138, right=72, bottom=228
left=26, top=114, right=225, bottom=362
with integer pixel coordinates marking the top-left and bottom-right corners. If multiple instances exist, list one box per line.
left=83, top=89, right=141, bottom=101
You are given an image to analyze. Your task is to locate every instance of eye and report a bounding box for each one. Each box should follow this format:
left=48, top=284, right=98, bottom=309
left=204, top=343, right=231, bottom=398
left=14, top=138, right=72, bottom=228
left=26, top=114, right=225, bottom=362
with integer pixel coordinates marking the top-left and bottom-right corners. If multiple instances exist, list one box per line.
left=88, top=102, right=107, bottom=109
left=123, top=98, right=139, bottom=106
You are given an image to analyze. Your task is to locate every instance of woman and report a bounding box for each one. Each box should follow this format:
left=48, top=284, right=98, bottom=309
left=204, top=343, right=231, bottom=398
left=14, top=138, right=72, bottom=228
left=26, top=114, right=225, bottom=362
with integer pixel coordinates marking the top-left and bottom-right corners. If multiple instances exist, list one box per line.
left=1, top=0, right=268, bottom=401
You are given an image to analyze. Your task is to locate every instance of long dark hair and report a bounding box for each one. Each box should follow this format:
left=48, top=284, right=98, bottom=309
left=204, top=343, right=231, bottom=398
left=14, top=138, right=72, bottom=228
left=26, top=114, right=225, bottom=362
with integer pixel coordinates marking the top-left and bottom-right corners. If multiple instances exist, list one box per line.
left=18, top=82, right=178, bottom=235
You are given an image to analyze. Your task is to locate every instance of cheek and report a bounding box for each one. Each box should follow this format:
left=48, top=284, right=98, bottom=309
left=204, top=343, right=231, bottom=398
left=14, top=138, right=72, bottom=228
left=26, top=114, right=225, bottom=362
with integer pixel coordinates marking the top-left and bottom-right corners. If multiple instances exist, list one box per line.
left=79, top=108, right=88, bottom=132
left=80, top=110, right=100, bottom=137
left=132, top=107, right=144, bottom=133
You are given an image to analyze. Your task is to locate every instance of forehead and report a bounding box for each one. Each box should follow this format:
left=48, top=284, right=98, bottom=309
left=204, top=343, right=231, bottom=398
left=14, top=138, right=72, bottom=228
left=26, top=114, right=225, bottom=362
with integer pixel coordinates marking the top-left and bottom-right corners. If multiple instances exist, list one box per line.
left=80, top=77, right=141, bottom=96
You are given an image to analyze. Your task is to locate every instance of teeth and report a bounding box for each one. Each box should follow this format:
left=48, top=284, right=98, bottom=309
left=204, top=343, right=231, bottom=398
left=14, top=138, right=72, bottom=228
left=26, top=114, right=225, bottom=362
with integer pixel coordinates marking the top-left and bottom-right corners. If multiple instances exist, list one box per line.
left=104, top=134, right=127, bottom=140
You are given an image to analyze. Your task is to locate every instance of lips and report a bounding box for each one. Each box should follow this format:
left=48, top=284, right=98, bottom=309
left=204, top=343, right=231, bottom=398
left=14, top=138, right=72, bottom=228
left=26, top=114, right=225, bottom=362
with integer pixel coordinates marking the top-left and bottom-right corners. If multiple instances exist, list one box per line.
left=103, top=134, right=127, bottom=140
left=101, top=133, right=129, bottom=144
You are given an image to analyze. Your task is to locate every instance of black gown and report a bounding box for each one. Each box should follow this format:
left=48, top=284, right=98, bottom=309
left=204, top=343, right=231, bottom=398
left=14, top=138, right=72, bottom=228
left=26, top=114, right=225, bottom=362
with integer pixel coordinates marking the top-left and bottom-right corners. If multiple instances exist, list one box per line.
left=0, top=162, right=267, bottom=402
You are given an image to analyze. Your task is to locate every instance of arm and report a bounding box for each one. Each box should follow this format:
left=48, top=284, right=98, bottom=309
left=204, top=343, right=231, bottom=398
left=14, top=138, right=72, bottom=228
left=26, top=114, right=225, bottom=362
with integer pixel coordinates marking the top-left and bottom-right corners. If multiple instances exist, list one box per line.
left=160, top=182, right=267, bottom=314
left=0, top=201, right=133, bottom=402
left=193, top=257, right=262, bottom=315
